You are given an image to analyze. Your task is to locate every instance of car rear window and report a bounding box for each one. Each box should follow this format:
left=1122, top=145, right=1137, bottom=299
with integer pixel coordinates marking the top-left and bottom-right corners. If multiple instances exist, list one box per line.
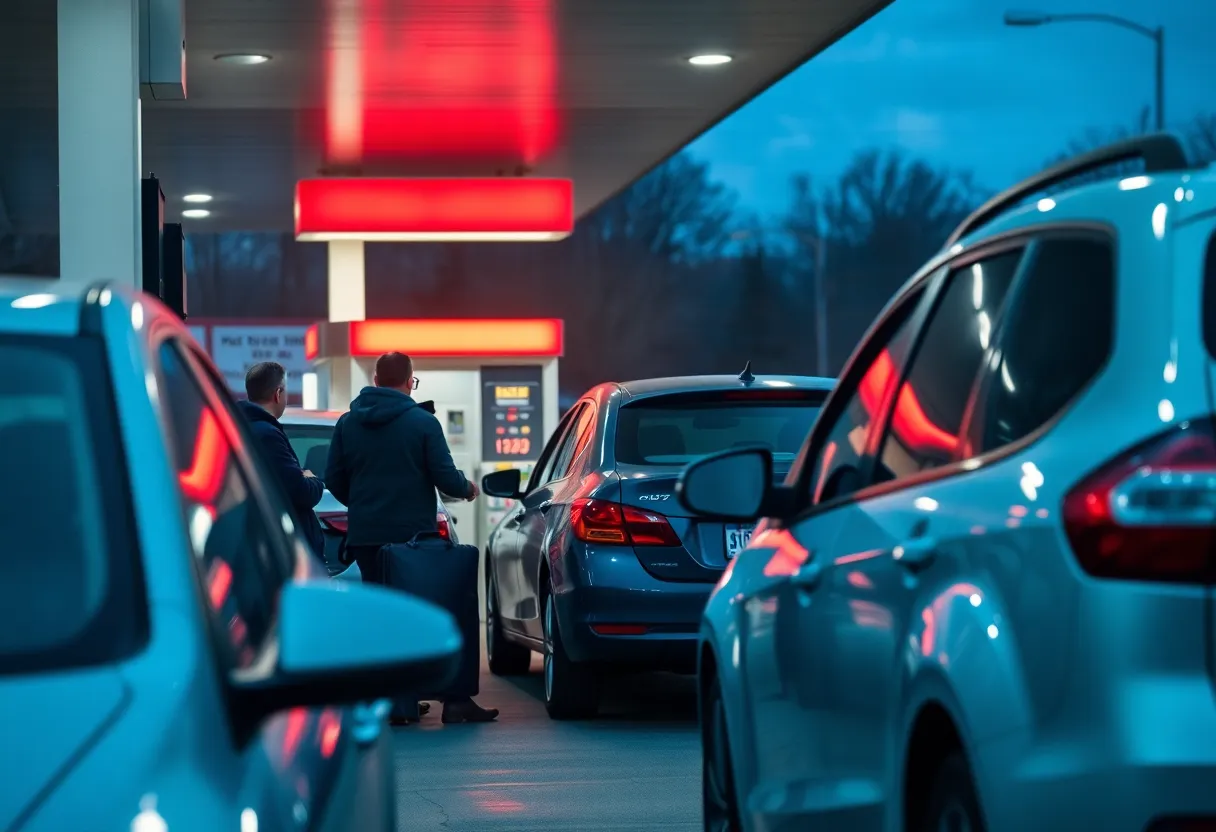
left=0, top=335, right=146, bottom=675
left=615, top=390, right=826, bottom=465
left=1203, top=232, right=1216, bottom=359
left=282, top=423, right=334, bottom=475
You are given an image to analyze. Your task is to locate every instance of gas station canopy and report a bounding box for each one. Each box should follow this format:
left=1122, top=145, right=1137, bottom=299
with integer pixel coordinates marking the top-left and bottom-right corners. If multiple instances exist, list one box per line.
left=2, top=0, right=892, bottom=235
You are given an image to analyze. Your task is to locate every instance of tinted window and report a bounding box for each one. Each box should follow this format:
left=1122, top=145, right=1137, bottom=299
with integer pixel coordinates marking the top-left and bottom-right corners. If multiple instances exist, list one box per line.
left=551, top=402, right=596, bottom=478
left=526, top=406, right=581, bottom=491
left=0, top=336, right=145, bottom=674
left=808, top=289, right=925, bottom=504
left=973, top=237, right=1114, bottom=452
left=281, top=423, right=333, bottom=476
left=158, top=343, right=283, bottom=670
left=616, top=392, right=825, bottom=466
left=876, top=249, right=1022, bottom=481
left=1202, top=232, right=1216, bottom=359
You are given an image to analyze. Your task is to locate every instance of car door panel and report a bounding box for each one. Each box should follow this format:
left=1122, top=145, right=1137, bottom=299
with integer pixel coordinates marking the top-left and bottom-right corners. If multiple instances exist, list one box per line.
left=499, top=406, right=581, bottom=627
left=164, top=340, right=383, bottom=832
left=517, top=403, right=594, bottom=638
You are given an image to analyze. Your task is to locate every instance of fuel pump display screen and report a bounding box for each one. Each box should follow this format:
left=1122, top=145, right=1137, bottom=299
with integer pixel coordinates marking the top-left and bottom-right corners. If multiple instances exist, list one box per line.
left=481, top=366, right=544, bottom=461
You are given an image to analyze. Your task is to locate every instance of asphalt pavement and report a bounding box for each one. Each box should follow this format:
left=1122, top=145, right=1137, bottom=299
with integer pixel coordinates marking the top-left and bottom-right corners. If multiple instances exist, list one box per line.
left=393, top=651, right=702, bottom=831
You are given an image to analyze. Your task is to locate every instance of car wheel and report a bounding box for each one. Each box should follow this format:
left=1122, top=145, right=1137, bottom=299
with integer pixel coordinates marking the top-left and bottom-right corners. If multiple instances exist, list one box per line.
left=542, top=591, right=599, bottom=719
left=485, top=566, right=531, bottom=676
left=702, top=675, right=742, bottom=832
left=918, top=753, right=986, bottom=832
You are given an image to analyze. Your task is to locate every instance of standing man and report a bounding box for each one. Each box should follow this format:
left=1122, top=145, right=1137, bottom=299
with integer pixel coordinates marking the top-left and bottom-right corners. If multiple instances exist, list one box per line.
left=325, top=351, right=498, bottom=725
left=237, top=362, right=326, bottom=557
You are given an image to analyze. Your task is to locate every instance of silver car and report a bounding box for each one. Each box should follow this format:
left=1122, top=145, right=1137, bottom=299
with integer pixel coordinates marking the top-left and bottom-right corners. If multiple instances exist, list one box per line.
left=279, top=408, right=460, bottom=579
left=0, top=279, right=459, bottom=831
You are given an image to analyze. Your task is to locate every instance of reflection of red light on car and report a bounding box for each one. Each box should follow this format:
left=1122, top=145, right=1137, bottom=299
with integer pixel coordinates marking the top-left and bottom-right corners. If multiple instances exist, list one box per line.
left=858, top=349, right=958, bottom=454
left=758, top=528, right=810, bottom=577
left=207, top=560, right=232, bottom=609
left=319, top=709, right=342, bottom=758
left=179, top=408, right=227, bottom=504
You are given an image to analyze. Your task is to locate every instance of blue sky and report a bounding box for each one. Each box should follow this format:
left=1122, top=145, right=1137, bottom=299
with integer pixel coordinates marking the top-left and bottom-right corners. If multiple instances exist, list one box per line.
left=689, top=0, right=1216, bottom=218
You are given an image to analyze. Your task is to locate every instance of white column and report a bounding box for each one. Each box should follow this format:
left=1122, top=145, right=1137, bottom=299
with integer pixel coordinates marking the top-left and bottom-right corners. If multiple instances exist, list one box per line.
left=327, top=240, right=367, bottom=409
left=328, top=240, right=366, bottom=322
left=58, top=0, right=142, bottom=287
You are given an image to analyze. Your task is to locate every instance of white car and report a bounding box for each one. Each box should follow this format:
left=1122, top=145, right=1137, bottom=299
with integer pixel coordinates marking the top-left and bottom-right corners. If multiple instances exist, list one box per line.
left=681, top=134, right=1216, bottom=831
left=279, top=408, right=461, bottom=580
left=0, top=280, right=460, bottom=831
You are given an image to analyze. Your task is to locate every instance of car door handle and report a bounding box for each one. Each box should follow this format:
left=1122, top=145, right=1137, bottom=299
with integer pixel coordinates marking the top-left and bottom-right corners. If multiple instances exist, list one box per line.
left=891, top=537, right=938, bottom=571
left=790, top=560, right=824, bottom=590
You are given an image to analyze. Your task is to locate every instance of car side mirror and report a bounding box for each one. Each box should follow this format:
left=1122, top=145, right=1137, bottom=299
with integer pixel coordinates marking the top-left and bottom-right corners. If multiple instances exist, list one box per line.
left=229, top=581, right=459, bottom=742
left=676, top=446, right=775, bottom=521
left=482, top=468, right=523, bottom=499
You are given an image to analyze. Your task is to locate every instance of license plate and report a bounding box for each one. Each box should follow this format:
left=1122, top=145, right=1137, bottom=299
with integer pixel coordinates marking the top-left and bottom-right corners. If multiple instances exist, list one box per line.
left=725, top=525, right=754, bottom=559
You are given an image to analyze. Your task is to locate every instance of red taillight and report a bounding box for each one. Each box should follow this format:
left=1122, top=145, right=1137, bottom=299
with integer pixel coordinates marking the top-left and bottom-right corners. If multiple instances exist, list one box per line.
left=1062, top=422, right=1216, bottom=582
left=570, top=498, right=681, bottom=547
left=437, top=512, right=451, bottom=541
left=591, top=624, right=649, bottom=635
left=318, top=512, right=348, bottom=534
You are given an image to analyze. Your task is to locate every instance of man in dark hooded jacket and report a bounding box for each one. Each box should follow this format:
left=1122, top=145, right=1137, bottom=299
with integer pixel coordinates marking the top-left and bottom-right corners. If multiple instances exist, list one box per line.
left=325, top=351, right=497, bottom=725
left=237, top=362, right=326, bottom=556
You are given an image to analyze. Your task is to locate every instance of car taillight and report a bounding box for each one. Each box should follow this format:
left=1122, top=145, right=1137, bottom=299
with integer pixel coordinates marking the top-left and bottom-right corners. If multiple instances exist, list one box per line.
left=318, top=512, right=348, bottom=534
left=1062, top=421, right=1216, bottom=582
left=570, top=498, right=681, bottom=547
left=437, top=512, right=451, bottom=541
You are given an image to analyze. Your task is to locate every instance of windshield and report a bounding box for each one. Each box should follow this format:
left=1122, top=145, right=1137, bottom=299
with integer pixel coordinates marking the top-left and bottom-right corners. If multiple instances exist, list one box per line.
left=615, top=394, right=824, bottom=465
left=0, top=335, right=145, bottom=675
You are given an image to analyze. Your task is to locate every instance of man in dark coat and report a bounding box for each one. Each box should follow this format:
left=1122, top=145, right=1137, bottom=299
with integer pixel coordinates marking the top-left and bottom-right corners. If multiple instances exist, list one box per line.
left=237, top=362, right=326, bottom=557
left=325, top=351, right=497, bottom=725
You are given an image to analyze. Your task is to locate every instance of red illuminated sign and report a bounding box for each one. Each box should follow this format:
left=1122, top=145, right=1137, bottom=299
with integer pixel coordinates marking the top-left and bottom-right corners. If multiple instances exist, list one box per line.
left=347, top=318, right=563, bottom=358
left=304, top=324, right=319, bottom=360
left=294, top=178, right=574, bottom=242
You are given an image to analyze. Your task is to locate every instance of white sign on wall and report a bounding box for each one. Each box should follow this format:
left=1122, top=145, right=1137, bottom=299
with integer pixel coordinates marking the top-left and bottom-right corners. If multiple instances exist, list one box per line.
left=210, top=326, right=309, bottom=395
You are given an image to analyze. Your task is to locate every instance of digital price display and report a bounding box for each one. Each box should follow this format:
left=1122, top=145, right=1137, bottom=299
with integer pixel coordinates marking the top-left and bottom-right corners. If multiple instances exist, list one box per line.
left=481, top=366, right=544, bottom=462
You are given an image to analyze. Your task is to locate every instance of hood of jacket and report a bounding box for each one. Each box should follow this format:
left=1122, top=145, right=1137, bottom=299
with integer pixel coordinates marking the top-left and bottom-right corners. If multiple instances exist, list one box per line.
left=348, top=386, right=418, bottom=428
left=237, top=399, right=282, bottom=429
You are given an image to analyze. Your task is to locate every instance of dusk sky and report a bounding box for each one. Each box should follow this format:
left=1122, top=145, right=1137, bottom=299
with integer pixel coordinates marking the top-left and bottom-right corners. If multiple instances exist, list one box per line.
left=689, top=0, right=1216, bottom=218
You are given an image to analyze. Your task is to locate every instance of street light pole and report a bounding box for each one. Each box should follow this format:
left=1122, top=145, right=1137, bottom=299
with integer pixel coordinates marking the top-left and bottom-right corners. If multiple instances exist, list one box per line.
left=811, top=236, right=829, bottom=377
left=1154, top=25, right=1165, bottom=131
left=1004, top=11, right=1166, bottom=131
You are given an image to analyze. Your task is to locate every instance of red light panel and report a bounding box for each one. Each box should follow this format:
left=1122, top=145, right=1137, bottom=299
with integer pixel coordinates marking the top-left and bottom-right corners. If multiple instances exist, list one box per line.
left=294, top=178, right=574, bottom=242
left=348, top=318, right=563, bottom=358
left=304, top=324, right=319, bottom=360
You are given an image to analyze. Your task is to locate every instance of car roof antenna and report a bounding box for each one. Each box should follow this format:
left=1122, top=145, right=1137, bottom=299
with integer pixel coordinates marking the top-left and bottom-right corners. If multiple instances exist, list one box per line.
left=739, top=361, right=755, bottom=385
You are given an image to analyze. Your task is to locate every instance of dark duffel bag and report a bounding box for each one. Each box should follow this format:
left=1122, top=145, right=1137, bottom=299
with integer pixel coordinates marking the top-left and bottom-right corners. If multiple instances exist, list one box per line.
left=379, top=532, right=480, bottom=700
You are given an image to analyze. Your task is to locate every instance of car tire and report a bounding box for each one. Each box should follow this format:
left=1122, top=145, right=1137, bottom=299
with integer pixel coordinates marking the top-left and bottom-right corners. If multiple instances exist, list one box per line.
left=542, top=591, right=599, bottom=720
left=486, top=567, right=531, bottom=676
left=917, top=752, right=986, bottom=832
left=702, top=674, right=742, bottom=832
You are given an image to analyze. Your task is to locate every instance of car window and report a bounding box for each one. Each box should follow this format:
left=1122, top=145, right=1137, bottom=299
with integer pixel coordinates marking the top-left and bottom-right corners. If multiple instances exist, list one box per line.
left=807, top=286, right=928, bottom=505
left=874, top=248, right=1023, bottom=483
left=526, top=405, right=581, bottom=492
left=551, top=402, right=596, bottom=479
left=616, top=391, right=825, bottom=465
left=158, top=341, right=286, bottom=670
left=970, top=237, right=1115, bottom=453
left=0, top=335, right=146, bottom=675
left=281, top=423, right=333, bottom=476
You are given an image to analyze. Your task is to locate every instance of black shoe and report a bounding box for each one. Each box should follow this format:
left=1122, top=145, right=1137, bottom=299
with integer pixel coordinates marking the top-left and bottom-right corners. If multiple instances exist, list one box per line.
left=441, top=699, right=499, bottom=724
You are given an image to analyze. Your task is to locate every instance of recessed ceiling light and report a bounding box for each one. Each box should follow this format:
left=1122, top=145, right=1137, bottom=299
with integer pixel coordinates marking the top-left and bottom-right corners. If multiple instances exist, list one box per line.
left=182, top=209, right=211, bottom=219
left=183, top=193, right=212, bottom=203
left=214, top=53, right=271, bottom=65
left=688, top=54, right=732, bottom=66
